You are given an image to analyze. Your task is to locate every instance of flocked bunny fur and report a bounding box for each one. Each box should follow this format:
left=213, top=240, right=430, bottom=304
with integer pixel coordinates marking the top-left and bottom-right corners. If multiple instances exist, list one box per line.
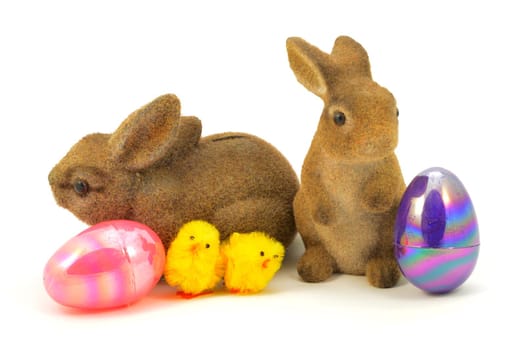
left=48, top=94, right=299, bottom=249
left=287, top=36, right=405, bottom=287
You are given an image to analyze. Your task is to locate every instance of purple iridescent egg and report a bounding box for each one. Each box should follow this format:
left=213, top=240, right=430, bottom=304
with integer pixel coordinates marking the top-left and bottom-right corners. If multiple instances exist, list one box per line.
left=394, top=167, right=480, bottom=294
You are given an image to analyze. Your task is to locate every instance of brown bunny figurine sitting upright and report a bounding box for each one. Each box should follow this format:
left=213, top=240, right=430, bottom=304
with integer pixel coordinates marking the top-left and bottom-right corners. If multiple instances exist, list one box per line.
left=48, top=94, right=299, bottom=249
left=287, top=36, right=405, bottom=287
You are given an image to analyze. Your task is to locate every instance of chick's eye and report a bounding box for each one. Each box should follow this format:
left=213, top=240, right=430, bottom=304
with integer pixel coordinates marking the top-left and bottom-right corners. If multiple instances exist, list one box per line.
left=205, top=243, right=210, bottom=249
left=260, top=251, right=265, bottom=257
left=333, top=111, right=346, bottom=126
left=189, top=236, right=195, bottom=240
left=73, top=180, right=89, bottom=196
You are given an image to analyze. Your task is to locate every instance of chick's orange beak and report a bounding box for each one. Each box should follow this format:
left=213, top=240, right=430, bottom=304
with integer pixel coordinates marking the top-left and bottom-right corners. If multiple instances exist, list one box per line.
left=190, top=243, right=199, bottom=254
left=262, top=259, right=270, bottom=269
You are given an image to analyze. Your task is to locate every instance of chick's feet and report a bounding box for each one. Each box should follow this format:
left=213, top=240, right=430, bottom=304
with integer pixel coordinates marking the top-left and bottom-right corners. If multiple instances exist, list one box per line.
left=176, top=290, right=214, bottom=299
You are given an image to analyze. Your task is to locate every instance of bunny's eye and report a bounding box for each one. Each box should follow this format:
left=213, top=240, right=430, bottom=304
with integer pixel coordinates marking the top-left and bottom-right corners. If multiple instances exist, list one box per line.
left=396, top=108, right=399, bottom=117
left=333, top=111, right=346, bottom=126
left=73, top=180, right=89, bottom=196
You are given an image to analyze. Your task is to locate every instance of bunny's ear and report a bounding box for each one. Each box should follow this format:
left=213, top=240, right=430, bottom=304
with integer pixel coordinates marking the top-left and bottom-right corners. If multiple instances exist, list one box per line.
left=109, top=94, right=190, bottom=171
left=330, top=36, right=372, bottom=79
left=286, top=37, right=331, bottom=99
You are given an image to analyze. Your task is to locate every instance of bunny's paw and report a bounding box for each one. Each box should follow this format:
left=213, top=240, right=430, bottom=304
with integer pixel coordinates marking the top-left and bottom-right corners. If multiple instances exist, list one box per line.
left=362, top=180, right=395, bottom=213
left=313, top=204, right=336, bottom=226
left=366, top=258, right=401, bottom=288
left=297, top=245, right=335, bottom=282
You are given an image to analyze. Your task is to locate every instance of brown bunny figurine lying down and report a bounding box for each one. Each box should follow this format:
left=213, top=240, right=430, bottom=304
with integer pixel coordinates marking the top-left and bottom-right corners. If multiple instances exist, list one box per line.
left=48, top=94, right=299, bottom=249
left=287, top=36, right=405, bottom=288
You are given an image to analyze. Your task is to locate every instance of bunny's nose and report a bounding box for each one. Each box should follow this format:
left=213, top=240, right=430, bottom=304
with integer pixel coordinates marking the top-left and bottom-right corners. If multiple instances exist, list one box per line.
left=48, top=167, right=58, bottom=186
left=48, top=164, right=64, bottom=189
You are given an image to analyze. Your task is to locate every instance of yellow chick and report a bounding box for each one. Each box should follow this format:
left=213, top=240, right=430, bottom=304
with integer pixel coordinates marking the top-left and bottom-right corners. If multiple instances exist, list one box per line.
left=164, top=220, right=223, bottom=298
left=221, top=232, right=285, bottom=294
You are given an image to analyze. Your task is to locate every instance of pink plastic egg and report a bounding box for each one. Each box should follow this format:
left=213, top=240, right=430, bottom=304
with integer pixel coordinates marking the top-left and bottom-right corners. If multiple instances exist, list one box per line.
left=43, top=220, right=166, bottom=309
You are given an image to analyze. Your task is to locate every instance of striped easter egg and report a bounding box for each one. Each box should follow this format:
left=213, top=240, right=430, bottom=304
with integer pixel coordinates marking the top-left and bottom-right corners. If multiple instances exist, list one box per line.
left=43, top=220, right=165, bottom=309
left=394, top=167, right=480, bottom=294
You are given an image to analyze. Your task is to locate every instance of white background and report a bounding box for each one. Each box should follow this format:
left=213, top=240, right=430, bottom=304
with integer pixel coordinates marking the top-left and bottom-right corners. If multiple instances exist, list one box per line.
left=1, top=1, right=523, bottom=348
